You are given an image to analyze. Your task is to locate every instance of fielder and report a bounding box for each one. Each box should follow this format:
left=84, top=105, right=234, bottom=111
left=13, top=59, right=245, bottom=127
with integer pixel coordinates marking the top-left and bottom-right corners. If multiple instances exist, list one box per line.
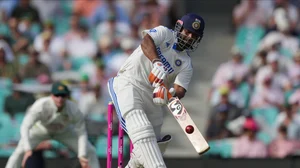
left=108, top=13, right=205, bottom=168
left=5, top=82, right=100, bottom=168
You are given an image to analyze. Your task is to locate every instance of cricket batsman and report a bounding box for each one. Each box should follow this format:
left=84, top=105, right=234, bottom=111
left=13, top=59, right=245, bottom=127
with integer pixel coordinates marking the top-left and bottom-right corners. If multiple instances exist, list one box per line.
left=108, top=13, right=205, bottom=167
left=5, top=82, right=100, bottom=168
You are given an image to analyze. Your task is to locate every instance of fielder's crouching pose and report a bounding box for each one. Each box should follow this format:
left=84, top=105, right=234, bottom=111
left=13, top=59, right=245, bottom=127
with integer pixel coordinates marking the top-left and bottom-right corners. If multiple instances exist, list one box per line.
left=5, top=82, right=100, bottom=168
left=108, top=13, right=205, bottom=168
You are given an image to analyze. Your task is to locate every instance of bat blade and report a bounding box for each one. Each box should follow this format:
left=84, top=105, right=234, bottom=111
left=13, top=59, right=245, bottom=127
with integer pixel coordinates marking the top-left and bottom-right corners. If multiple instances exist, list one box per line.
left=167, top=97, right=210, bottom=155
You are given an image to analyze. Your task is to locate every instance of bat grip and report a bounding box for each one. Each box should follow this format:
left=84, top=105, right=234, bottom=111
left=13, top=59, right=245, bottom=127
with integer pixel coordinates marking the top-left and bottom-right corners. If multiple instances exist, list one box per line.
left=161, top=84, right=173, bottom=100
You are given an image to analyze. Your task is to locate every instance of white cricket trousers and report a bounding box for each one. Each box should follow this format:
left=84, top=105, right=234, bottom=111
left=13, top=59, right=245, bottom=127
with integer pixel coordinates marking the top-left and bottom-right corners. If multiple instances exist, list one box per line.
left=5, top=127, right=100, bottom=168
left=108, top=77, right=168, bottom=168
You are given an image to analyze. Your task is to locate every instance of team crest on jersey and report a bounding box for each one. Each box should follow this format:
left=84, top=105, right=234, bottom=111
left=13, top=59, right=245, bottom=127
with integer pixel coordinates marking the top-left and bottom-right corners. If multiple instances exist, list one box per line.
left=166, top=42, right=170, bottom=47
left=175, top=59, right=182, bottom=66
left=58, top=86, right=64, bottom=91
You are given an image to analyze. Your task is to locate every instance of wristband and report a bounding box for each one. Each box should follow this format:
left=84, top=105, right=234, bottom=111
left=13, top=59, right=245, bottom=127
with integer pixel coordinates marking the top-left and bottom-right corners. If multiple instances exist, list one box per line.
left=152, top=58, right=161, bottom=63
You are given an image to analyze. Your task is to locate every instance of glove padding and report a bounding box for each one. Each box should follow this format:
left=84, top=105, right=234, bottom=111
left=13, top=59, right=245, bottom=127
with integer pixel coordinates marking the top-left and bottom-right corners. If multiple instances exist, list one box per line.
left=153, top=86, right=174, bottom=105
left=149, top=61, right=167, bottom=88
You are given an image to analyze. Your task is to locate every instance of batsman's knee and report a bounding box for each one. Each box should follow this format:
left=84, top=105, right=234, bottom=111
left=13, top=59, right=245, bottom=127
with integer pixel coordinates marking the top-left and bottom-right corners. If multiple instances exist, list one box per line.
left=125, top=110, right=156, bottom=143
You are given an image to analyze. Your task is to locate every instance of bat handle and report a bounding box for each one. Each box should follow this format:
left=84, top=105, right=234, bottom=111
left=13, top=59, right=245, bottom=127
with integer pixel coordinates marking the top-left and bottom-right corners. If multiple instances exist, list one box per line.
left=161, top=84, right=173, bottom=100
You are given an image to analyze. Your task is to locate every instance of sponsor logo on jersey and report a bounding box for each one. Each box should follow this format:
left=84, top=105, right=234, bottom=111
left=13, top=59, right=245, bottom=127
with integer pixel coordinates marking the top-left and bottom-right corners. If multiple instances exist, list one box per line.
left=175, top=59, right=182, bottom=66
left=150, top=29, right=157, bottom=32
left=156, top=47, right=174, bottom=74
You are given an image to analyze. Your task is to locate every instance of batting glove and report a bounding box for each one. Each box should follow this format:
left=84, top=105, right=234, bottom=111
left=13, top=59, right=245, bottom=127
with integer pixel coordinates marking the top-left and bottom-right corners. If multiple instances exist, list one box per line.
left=149, top=60, right=167, bottom=88
left=153, top=86, right=174, bottom=106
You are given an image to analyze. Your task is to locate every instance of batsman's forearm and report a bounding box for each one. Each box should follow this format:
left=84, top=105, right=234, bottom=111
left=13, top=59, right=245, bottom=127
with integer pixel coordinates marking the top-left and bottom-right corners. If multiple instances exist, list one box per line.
left=141, top=34, right=160, bottom=62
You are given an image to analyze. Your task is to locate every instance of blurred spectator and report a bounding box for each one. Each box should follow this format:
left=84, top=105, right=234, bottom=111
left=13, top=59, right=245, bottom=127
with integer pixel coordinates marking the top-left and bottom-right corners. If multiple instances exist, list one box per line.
left=287, top=51, right=300, bottom=88
left=206, top=88, right=242, bottom=140
left=85, top=85, right=106, bottom=117
left=269, top=125, right=300, bottom=158
left=96, top=14, right=131, bottom=44
left=96, top=35, right=118, bottom=64
left=251, top=49, right=268, bottom=74
left=18, top=15, right=40, bottom=41
left=130, top=24, right=143, bottom=44
left=65, top=23, right=97, bottom=58
left=209, top=46, right=249, bottom=100
left=273, top=105, right=300, bottom=140
left=10, top=0, right=41, bottom=24
left=250, top=74, right=284, bottom=109
left=289, top=89, right=300, bottom=107
left=90, top=60, right=107, bottom=88
left=19, top=48, right=50, bottom=79
left=0, top=45, right=18, bottom=79
left=131, top=0, right=163, bottom=30
left=4, top=75, right=35, bottom=119
left=31, top=0, right=59, bottom=22
left=267, top=0, right=299, bottom=34
left=232, top=0, right=270, bottom=29
left=255, top=51, right=291, bottom=91
left=7, top=17, right=31, bottom=54
left=206, top=104, right=231, bottom=141
left=210, top=79, right=245, bottom=108
left=232, top=117, right=267, bottom=158
left=33, top=21, right=65, bottom=71
left=0, top=39, right=14, bottom=63
left=0, top=0, right=18, bottom=19
left=73, top=0, right=101, bottom=18
left=261, top=8, right=299, bottom=57
left=258, top=32, right=282, bottom=53
left=89, top=0, right=130, bottom=26
left=64, top=12, right=81, bottom=41
left=107, top=37, right=137, bottom=76
left=71, top=74, right=97, bottom=117
left=258, top=35, right=291, bottom=72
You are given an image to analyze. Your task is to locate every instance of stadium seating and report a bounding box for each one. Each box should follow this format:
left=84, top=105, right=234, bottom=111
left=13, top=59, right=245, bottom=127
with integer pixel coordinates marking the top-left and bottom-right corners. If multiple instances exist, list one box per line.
left=251, top=107, right=279, bottom=144
left=207, top=138, right=235, bottom=158
left=0, top=78, right=12, bottom=114
left=235, top=26, right=266, bottom=64
left=95, top=135, right=130, bottom=158
left=70, top=57, right=93, bottom=71
left=238, top=82, right=251, bottom=108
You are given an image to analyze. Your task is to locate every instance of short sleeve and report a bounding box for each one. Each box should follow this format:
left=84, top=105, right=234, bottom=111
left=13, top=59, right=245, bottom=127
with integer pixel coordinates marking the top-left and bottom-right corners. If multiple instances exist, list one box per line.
left=174, top=60, right=193, bottom=91
left=142, top=26, right=172, bottom=46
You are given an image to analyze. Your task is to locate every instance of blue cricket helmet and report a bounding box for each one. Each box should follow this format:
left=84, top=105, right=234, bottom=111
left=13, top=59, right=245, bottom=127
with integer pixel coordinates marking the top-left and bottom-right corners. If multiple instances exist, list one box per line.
left=181, top=13, right=205, bottom=37
left=174, top=13, right=205, bottom=52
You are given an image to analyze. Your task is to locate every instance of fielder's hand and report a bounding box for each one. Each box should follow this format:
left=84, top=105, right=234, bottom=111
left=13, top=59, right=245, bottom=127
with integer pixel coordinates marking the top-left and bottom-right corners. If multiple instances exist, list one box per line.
left=149, top=60, right=167, bottom=88
left=79, top=157, right=90, bottom=168
left=22, top=150, right=33, bottom=168
left=153, top=86, right=174, bottom=105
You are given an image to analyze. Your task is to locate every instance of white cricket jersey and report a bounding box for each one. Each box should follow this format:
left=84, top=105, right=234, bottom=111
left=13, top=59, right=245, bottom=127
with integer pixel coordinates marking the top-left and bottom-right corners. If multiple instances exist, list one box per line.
left=21, top=96, right=87, bottom=156
left=117, top=25, right=193, bottom=92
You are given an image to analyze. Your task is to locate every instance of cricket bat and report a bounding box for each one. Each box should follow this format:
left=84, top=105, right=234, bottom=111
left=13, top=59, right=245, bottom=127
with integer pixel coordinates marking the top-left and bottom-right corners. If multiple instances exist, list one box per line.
left=166, top=95, right=210, bottom=155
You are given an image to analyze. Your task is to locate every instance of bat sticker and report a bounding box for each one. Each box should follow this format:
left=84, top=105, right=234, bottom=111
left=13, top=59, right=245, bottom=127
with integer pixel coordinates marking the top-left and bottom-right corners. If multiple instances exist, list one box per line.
left=169, top=99, right=183, bottom=117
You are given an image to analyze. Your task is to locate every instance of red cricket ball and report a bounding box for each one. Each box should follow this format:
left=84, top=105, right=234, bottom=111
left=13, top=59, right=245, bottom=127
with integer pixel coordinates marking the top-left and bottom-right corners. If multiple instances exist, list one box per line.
left=185, top=125, right=194, bottom=134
